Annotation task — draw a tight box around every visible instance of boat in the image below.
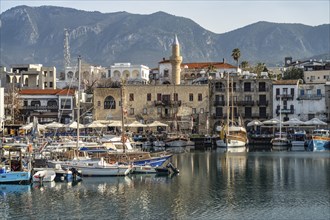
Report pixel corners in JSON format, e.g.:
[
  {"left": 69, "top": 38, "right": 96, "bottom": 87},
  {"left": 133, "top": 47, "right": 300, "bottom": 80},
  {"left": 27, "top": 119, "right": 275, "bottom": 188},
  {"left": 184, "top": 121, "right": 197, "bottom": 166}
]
[
  {"left": 0, "top": 147, "right": 32, "bottom": 184},
  {"left": 216, "top": 74, "right": 248, "bottom": 153},
  {"left": 307, "top": 129, "right": 330, "bottom": 152},
  {"left": 32, "top": 169, "right": 56, "bottom": 182},
  {"left": 271, "top": 132, "right": 290, "bottom": 151},
  {"left": 164, "top": 133, "right": 194, "bottom": 153},
  {"left": 271, "top": 96, "right": 290, "bottom": 151},
  {"left": 290, "top": 131, "right": 307, "bottom": 151}
]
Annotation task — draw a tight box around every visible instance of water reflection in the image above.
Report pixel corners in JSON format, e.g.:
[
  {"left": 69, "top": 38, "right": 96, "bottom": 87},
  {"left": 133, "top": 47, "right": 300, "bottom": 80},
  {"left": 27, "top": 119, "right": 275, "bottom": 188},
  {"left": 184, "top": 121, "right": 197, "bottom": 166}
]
[{"left": 0, "top": 152, "right": 329, "bottom": 220}]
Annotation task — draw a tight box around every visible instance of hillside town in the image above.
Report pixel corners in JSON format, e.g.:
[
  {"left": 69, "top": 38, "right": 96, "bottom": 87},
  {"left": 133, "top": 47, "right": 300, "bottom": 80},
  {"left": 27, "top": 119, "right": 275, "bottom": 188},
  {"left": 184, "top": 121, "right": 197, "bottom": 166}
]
[{"left": 0, "top": 35, "right": 329, "bottom": 137}]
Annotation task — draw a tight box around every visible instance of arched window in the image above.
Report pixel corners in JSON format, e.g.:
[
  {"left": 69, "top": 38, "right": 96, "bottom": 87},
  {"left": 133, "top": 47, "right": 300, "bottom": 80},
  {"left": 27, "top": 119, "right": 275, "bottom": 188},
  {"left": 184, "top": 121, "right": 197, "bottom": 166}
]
[
  {"left": 104, "top": 96, "right": 116, "bottom": 109},
  {"left": 31, "top": 100, "right": 41, "bottom": 106},
  {"left": 47, "top": 100, "right": 57, "bottom": 107}
]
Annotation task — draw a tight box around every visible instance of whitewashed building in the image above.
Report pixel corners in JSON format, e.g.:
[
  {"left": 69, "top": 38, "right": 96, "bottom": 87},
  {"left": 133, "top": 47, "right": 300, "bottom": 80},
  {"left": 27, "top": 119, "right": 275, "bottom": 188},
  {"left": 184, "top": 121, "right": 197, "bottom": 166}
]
[
  {"left": 108, "top": 63, "right": 150, "bottom": 85},
  {"left": 272, "top": 80, "right": 326, "bottom": 122}
]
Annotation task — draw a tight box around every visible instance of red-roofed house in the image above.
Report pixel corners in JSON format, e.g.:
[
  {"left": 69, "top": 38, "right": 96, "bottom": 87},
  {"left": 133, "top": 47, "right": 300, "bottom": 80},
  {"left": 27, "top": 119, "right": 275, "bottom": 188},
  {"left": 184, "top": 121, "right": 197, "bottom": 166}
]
[{"left": 18, "top": 89, "right": 76, "bottom": 124}]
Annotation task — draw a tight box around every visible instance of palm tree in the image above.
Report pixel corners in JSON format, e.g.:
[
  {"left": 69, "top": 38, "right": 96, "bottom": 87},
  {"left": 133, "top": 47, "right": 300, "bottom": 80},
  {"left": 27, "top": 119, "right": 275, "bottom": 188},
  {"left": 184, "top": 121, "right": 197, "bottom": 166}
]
[
  {"left": 240, "top": 61, "right": 249, "bottom": 70},
  {"left": 231, "top": 48, "right": 241, "bottom": 70}
]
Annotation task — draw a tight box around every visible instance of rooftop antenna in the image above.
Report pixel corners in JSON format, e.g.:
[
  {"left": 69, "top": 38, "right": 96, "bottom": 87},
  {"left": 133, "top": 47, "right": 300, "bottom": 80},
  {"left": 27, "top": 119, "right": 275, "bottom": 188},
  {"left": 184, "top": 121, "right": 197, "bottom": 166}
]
[{"left": 64, "top": 28, "right": 71, "bottom": 70}]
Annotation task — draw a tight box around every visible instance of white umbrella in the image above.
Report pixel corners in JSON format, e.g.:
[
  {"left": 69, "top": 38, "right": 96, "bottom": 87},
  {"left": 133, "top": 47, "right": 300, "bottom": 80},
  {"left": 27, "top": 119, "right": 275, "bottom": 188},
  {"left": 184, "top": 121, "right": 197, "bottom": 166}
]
[
  {"left": 86, "top": 121, "right": 107, "bottom": 128},
  {"left": 247, "top": 120, "right": 263, "bottom": 127},
  {"left": 304, "top": 118, "right": 327, "bottom": 126},
  {"left": 45, "top": 121, "right": 64, "bottom": 129},
  {"left": 127, "top": 121, "right": 147, "bottom": 127},
  {"left": 282, "top": 118, "right": 305, "bottom": 126},
  {"left": 20, "top": 122, "right": 33, "bottom": 130},
  {"left": 108, "top": 120, "right": 125, "bottom": 127},
  {"left": 147, "top": 121, "right": 168, "bottom": 127},
  {"left": 262, "top": 118, "right": 281, "bottom": 125},
  {"left": 66, "top": 121, "right": 85, "bottom": 129}
]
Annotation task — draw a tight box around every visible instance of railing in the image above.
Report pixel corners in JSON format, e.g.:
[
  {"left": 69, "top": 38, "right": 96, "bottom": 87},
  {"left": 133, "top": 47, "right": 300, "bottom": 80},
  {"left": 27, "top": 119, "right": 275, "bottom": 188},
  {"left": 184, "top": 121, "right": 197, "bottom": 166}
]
[
  {"left": 236, "top": 101, "right": 254, "bottom": 106},
  {"left": 276, "top": 109, "right": 294, "bottom": 114},
  {"left": 213, "top": 101, "right": 226, "bottom": 106},
  {"left": 257, "top": 100, "right": 268, "bottom": 106},
  {"left": 154, "top": 100, "right": 182, "bottom": 107},
  {"left": 243, "top": 88, "right": 255, "bottom": 92},
  {"left": 258, "top": 87, "right": 269, "bottom": 92},
  {"left": 251, "top": 113, "right": 269, "bottom": 119},
  {"left": 276, "top": 94, "right": 294, "bottom": 100},
  {"left": 297, "top": 94, "right": 323, "bottom": 100},
  {"left": 21, "top": 105, "right": 59, "bottom": 110}
]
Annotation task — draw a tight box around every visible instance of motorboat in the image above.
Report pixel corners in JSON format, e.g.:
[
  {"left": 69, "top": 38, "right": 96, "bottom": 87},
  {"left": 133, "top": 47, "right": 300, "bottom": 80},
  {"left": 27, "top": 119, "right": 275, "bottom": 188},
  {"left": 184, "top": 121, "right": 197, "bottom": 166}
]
[{"left": 32, "top": 169, "right": 56, "bottom": 182}]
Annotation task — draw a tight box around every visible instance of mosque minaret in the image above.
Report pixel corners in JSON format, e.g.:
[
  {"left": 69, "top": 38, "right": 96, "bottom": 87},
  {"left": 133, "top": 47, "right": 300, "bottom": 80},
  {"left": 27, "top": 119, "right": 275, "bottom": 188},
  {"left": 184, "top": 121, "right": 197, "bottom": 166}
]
[{"left": 170, "top": 34, "right": 183, "bottom": 85}]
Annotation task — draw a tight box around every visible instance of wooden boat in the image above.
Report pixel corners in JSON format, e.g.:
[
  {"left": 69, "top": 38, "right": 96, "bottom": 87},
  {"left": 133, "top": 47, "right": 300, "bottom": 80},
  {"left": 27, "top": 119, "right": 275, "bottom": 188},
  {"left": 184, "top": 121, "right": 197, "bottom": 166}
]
[
  {"left": 216, "top": 74, "right": 248, "bottom": 153},
  {"left": 290, "top": 131, "right": 307, "bottom": 151},
  {"left": 307, "top": 129, "right": 330, "bottom": 152},
  {"left": 0, "top": 147, "right": 32, "bottom": 184}
]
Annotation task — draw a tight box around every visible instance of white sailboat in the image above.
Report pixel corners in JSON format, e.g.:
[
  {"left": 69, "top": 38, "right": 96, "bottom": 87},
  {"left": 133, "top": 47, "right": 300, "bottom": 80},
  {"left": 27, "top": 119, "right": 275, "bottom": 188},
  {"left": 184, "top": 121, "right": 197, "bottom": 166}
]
[
  {"left": 216, "top": 74, "right": 248, "bottom": 153},
  {"left": 271, "top": 95, "right": 290, "bottom": 151},
  {"left": 48, "top": 57, "right": 132, "bottom": 176}
]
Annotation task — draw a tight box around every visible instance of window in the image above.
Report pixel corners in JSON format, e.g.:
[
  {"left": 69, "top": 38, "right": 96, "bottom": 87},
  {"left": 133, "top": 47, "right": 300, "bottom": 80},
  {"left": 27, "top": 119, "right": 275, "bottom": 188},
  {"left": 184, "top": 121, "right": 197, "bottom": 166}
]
[
  {"left": 283, "top": 88, "right": 288, "bottom": 95},
  {"left": 164, "top": 69, "right": 169, "bottom": 77},
  {"left": 317, "top": 89, "right": 321, "bottom": 96},
  {"left": 31, "top": 101, "right": 41, "bottom": 107},
  {"left": 44, "top": 82, "right": 47, "bottom": 88},
  {"left": 129, "top": 93, "right": 134, "bottom": 101},
  {"left": 259, "top": 107, "right": 266, "bottom": 117},
  {"left": 157, "top": 107, "right": 162, "bottom": 114},
  {"left": 147, "top": 93, "right": 151, "bottom": 101},
  {"left": 157, "top": 93, "right": 162, "bottom": 101},
  {"left": 276, "top": 88, "right": 280, "bottom": 96},
  {"left": 174, "top": 93, "right": 178, "bottom": 101},
  {"left": 259, "top": 82, "right": 266, "bottom": 92},
  {"left": 290, "top": 88, "right": 294, "bottom": 96},
  {"left": 49, "top": 82, "right": 53, "bottom": 88},
  {"left": 24, "top": 101, "right": 28, "bottom": 106},
  {"left": 47, "top": 100, "right": 57, "bottom": 107},
  {"left": 189, "top": 93, "right": 193, "bottom": 101},
  {"left": 300, "top": 89, "right": 304, "bottom": 96},
  {"left": 104, "top": 96, "right": 116, "bottom": 109},
  {"left": 192, "top": 108, "right": 196, "bottom": 114},
  {"left": 216, "top": 107, "right": 223, "bottom": 117},
  {"left": 130, "top": 108, "right": 134, "bottom": 115},
  {"left": 245, "top": 107, "right": 252, "bottom": 118},
  {"left": 244, "top": 82, "right": 251, "bottom": 92},
  {"left": 198, "top": 93, "right": 202, "bottom": 101},
  {"left": 60, "top": 99, "right": 71, "bottom": 109}
]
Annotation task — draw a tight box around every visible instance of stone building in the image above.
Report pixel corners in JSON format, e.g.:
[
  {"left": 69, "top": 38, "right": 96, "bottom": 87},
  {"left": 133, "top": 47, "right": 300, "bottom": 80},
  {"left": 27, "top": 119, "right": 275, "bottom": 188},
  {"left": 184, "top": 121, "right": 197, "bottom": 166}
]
[
  {"left": 210, "top": 72, "right": 273, "bottom": 130},
  {"left": 93, "top": 84, "right": 209, "bottom": 134}
]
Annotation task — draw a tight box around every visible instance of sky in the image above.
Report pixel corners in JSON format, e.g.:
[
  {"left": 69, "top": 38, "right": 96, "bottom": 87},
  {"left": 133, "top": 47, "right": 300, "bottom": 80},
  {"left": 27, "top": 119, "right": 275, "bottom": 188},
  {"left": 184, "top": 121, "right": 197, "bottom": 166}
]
[{"left": 0, "top": 0, "right": 329, "bottom": 34}]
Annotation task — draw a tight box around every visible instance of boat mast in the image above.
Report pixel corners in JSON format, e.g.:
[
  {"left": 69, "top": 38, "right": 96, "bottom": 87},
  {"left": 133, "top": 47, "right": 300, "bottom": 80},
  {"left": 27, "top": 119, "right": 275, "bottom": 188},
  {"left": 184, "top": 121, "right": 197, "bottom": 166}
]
[
  {"left": 231, "top": 77, "right": 234, "bottom": 125},
  {"left": 120, "top": 81, "right": 126, "bottom": 153},
  {"left": 76, "top": 56, "right": 81, "bottom": 151},
  {"left": 279, "top": 94, "right": 282, "bottom": 139},
  {"left": 226, "top": 72, "right": 230, "bottom": 147}
]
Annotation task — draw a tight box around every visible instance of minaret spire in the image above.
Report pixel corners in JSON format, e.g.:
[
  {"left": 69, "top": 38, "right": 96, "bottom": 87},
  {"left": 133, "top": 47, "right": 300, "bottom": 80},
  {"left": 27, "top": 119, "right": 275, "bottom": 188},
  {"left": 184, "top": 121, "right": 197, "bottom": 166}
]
[{"left": 170, "top": 34, "right": 182, "bottom": 85}]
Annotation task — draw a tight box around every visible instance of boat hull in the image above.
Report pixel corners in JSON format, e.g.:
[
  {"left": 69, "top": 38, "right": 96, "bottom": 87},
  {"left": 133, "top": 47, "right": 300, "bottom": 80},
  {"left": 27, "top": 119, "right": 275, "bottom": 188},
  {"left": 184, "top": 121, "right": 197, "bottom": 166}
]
[
  {"left": 132, "top": 155, "right": 172, "bottom": 167},
  {"left": 290, "top": 141, "right": 306, "bottom": 151},
  {"left": 307, "top": 136, "right": 330, "bottom": 152},
  {"left": 33, "top": 170, "right": 56, "bottom": 182},
  {"left": 76, "top": 166, "right": 130, "bottom": 176},
  {"left": 0, "top": 171, "right": 31, "bottom": 184},
  {"left": 216, "top": 139, "right": 247, "bottom": 153}
]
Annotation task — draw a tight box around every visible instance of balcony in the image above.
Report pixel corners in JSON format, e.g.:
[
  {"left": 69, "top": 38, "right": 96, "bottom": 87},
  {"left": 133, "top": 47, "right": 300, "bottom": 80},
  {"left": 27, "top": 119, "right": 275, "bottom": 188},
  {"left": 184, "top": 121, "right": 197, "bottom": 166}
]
[
  {"left": 276, "top": 108, "right": 294, "bottom": 115},
  {"left": 276, "top": 94, "right": 294, "bottom": 100},
  {"left": 258, "top": 87, "right": 269, "bottom": 92},
  {"left": 251, "top": 113, "right": 269, "bottom": 119},
  {"left": 154, "top": 100, "right": 182, "bottom": 107},
  {"left": 21, "top": 105, "right": 59, "bottom": 110},
  {"left": 297, "top": 94, "right": 322, "bottom": 100},
  {"left": 212, "top": 113, "right": 224, "bottom": 119},
  {"left": 236, "top": 101, "right": 254, "bottom": 106},
  {"left": 257, "top": 100, "right": 269, "bottom": 106},
  {"left": 213, "top": 101, "right": 226, "bottom": 106}
]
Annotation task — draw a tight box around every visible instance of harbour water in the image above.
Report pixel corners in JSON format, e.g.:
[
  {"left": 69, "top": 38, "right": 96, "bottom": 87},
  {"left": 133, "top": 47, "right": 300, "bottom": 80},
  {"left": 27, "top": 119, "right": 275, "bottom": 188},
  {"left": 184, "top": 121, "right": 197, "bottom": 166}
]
[{"left": 1, "top": 150, "right": 329, "bottom": 220}]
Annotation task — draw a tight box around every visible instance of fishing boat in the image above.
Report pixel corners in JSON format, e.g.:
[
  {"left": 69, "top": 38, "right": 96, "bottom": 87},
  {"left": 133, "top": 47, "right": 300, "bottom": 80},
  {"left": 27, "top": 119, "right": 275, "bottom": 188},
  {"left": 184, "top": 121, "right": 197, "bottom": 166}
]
[
  {"left": 271, "top": 96, "right": 290, "bottom": 151},
  {"left": 290, "top": 131, "right": 307, "bottom": 151},
  {"left": 0, "top": 147, "right": 32, "bottom": 184},
  {"left": 216, "top": 74, "right": 248, "bottom": 153},
  {"left": 307, "top": 129, "right": 330, "bottom": 152}
]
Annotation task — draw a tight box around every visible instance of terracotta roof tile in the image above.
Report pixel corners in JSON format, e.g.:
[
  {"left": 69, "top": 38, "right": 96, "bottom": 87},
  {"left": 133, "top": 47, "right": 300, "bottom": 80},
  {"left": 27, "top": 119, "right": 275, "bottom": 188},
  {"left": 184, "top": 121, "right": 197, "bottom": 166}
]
[{"left": 19, "top": 89, "right": 76, "bottom": 96}]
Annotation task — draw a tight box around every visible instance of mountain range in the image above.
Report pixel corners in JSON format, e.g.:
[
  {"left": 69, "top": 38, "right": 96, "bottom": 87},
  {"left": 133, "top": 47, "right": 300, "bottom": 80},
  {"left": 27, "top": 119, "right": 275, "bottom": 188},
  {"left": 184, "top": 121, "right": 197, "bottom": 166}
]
[{"left": 0, "top": 5, "right": 329, "bottom": 70}]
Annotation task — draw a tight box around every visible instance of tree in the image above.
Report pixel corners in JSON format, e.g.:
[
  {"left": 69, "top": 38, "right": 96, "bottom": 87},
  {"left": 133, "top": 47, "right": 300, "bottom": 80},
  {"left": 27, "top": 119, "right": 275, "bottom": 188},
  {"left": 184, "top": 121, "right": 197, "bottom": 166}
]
[
  {"left": 240, "top": 61, "right": 249, "bottom": 70},
  {"left": 282, "top": 67, "right": 304, "bottom": 80},
  {"left": 231, "top": 48, "right": 241, "bottom": 69}
]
